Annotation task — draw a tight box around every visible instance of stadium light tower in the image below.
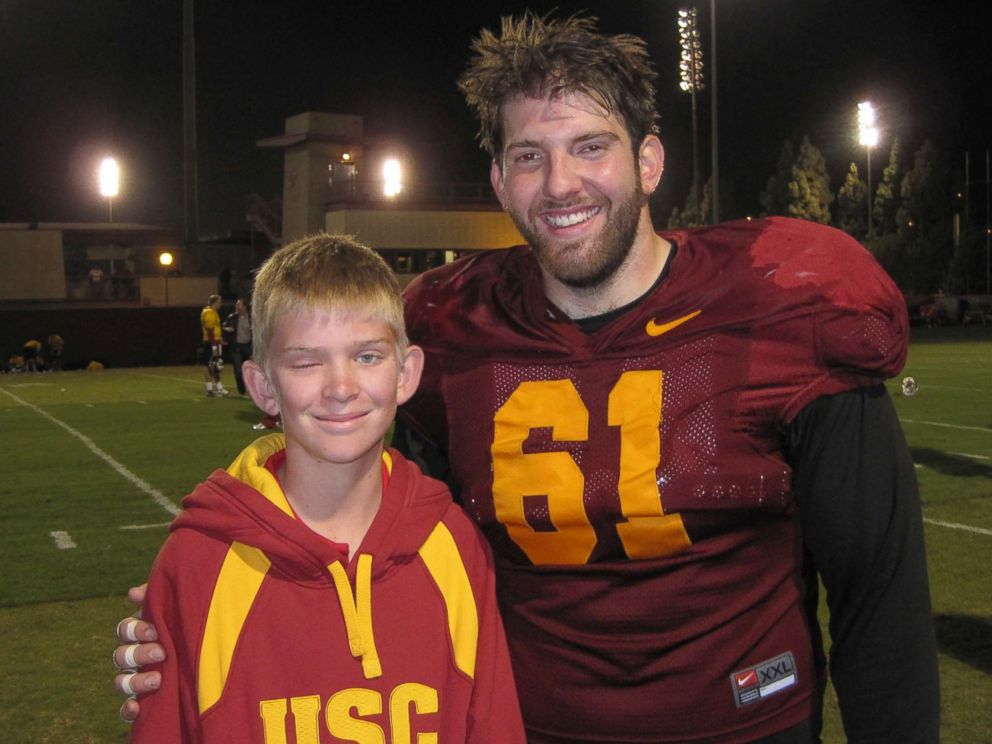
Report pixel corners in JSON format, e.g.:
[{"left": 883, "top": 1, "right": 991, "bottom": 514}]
[
  {"left": 678, "top": 7, "right": 705, "bottom": 219},
  {"left": 858, "top": 101, "right": 879, "bottom": 237},
  {"left": 709, "top": 0, "right": 719, "bottom": 223},
  {"left": 99, "top": 157, "right": 120, "bottom": 222}
]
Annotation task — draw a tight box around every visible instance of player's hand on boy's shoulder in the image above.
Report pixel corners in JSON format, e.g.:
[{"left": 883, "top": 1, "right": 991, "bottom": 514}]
[{"left": 113, "top": 584, "right": 166, "bottom": 722}]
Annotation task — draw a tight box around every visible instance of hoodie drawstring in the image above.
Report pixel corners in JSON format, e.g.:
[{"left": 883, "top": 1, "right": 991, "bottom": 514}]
[{"left": 328, "top": 555, "right": 382, "bottom": 679}]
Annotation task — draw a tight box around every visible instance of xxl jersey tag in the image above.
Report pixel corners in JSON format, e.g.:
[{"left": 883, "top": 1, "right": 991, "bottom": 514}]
[{"left": 730, "top": 651, "right": 798, "bottom": 707}]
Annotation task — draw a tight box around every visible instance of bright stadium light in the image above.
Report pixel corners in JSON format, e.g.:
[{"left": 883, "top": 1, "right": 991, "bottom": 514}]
[
  {"left": 857, "top": 101, "right": 880, "bottom": 237},
  {"left": 99, "top": 157, "right": 120, "bottom": 222},
  {"left": 857, "top": 101, "right": 879, "bottom": 147},
  {"left": 159, "top": 251, "right": 174, "bottom": 306},
  {"left": 383, "top": 158, "right": 402, "bottom": 197},
  {"left": 678, "top": 7, "right": 704, "bottom": 217}
]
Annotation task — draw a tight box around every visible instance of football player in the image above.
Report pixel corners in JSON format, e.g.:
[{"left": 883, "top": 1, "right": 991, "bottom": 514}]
[
  {"left": 200, "top": 294, "right": 229, "bottom": 397},
  {"left": 398, "top": 14, "right": 938, "bottom": 742}
]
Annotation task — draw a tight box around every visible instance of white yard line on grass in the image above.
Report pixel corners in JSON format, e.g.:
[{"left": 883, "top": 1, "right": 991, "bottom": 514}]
[
  {"left": 924, "top": 518, "right": 992, "bottom": 537},
  {"left": 120, "top": 522, "right": 173, "bottom": 530},
  {"left": 49, "top": 530, "right": 77, "bottom": 549},
  {"left": 900, "top": 418, "right": 992, "bottom": 434},
  {"left": 0, "top": 386, "right": 180, "bottom": 516},
  {"left": 895, "top": 384, "right": 985, "bottom": 393},
  {"left": 127, "top": 371, "right": 203, "bottom": 385}
]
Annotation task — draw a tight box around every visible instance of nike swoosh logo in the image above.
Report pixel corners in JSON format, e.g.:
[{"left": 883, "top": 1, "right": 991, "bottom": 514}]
[
  {"left": 737, "top": 671, "right": 758, "bottom": 687},
  {"left": 645, "top": 310, "right": 701, "bottom": 336}
]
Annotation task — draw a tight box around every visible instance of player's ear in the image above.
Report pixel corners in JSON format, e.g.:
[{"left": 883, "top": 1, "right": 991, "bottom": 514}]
[
  {"left": 490, "top": 160, "right": 508, "bottom": 210},
  {"left": 395, "top": 345, "right": 424, "bottom": 406},
  {"left": 638, "top": 134, "right": 665, "bottom": 195},
  {"left": 243, "top": 361, "right": 280, "bottom": 416}
]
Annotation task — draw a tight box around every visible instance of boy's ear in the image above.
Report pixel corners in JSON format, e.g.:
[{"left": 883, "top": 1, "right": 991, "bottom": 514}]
[
  {"left": 396, "top": 345, "right": 424, "bottom": 407},
  {"left": 243, "top": 361, "right": 280, "bottom": 416}
]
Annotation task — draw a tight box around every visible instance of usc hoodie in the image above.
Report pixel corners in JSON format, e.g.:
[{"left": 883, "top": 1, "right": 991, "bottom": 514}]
[{"left": 131, "top": 434, "right": 523, "bottom": 744}]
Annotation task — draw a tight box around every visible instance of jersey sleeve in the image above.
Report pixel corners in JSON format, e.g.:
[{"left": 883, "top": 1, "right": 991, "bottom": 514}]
[
  {"left": 749, "top": 220, "right": 909, "bottom": 421},
  {"left": 787, "top": 385, "right": 939, "bottom": 742}
]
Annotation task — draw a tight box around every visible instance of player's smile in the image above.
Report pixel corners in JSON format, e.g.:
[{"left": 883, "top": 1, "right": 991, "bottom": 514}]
[{"left": 541, "top": 204, "right": 603, "bottom": 231}]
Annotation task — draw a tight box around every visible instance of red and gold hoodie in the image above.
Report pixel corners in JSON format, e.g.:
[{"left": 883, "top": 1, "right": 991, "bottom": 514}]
[{"left": 131, "top": 434, "right": 524, "bottom": 744}]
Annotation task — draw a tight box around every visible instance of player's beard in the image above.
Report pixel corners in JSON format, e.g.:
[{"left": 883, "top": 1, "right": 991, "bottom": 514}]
[{"left": 512, "top": 180, "right": 645, "bottom": 290}]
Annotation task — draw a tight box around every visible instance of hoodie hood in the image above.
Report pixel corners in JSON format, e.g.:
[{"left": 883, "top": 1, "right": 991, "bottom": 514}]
[
  {"left": 173, "top": 434, "right": 453, "bottom": 583},
  {"left": 173, "top": 434, "right": 454, "bottom": 687}
]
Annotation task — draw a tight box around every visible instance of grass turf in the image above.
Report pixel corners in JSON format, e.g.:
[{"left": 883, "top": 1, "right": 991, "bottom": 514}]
[{"left": 0, "top": 329, "right": 989, "bottom": 741}]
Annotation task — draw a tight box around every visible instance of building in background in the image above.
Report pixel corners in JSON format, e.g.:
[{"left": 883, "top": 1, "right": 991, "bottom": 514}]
[{"left": 256, "top": 112, "right": 522, "bottom": 280}]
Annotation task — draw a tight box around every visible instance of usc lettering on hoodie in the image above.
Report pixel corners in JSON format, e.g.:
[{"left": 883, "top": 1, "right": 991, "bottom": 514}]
[{"left": 131, "top": 434, "right": 524, "bottom": 744}]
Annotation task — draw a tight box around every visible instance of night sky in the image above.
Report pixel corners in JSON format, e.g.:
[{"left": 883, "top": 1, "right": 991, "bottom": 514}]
[{"left": 2, "top": 0, "right": 988, "bottom": 234}]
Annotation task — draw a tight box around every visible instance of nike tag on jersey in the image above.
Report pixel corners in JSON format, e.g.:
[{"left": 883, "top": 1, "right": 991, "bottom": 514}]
[
  {"left": 730, "top": 652, "right": 798, "bottom": 707},
  {"left": 644, "top": 310, "right": 701, "bottom": 337}
]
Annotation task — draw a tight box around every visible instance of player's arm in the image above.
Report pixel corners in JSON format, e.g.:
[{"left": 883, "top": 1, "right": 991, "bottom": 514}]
[
  {"left": 113, "top": 584, "right": 166, "bottom": 722},
  {"left": 787, "top": 384, "right": 939, "bottom": 742}
]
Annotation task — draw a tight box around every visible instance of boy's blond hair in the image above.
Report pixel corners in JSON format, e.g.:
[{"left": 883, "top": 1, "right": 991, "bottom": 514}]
[{"left": 250, "top": 233, "right": 407, "bottom": 371}]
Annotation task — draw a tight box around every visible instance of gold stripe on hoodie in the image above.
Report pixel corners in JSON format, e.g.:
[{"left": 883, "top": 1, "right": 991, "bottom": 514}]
[
  {"left": 418, "top": 523, "right": 479, "bottom": 678},
  {"left": 198, "top": 541, "right": 271, "bottom": 713}
]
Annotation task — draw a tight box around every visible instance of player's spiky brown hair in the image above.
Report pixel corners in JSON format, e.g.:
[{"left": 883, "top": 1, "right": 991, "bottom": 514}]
[{"left": 457, "top": 12, "right": 660, "bottom": 162}]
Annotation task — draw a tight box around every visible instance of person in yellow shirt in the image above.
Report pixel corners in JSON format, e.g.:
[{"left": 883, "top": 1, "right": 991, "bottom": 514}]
[
  {"left": 23, "top": 339, "right": 42, "bottom": 372},
  {"left": 200, "top": 295, "right": 229, "bottom": 397}
]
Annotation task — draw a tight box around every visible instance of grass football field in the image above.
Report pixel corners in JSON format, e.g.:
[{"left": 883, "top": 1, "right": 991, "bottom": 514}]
[{"left": 0, "top": 328, "right": 989, "bottom": 743}]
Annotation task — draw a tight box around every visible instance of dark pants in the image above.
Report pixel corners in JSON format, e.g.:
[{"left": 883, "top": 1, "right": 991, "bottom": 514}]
[{"left": 231, "top": 342, "right": 251, "bottom": 394}]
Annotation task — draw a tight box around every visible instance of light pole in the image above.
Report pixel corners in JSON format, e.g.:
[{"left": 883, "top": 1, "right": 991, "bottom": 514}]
[
  {"left": 99, "top": 157, "right": 120, "bottom": 222},
  {"left": 857, "top": 101, "right": 879, "bottom": 237},
  {"left": 159, "top": 251, "right": 174, "bottom": 306},
  {"left": 709, "top": 0, "right": 719, "bottom": 223},
  {"left": 678, "top": 8, "right": 705, "bottom": 220}
]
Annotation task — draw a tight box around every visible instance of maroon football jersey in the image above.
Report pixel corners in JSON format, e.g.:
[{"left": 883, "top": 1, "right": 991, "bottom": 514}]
[{"left": 400, "top": 217, "right": 907, "bottom": 742}]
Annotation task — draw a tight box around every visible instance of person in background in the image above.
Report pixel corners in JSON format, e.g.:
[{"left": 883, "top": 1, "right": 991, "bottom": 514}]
[
  {"left": 47, "top": 334, "right": 64, "bottom": 371},
  {"left": 22, "top": 339, "right": 42, "bottom": 372},
  {"left": 88, "top": 264, "right": 105, "bottom": 299},
  {"left": 200, "top": 294, "right": 229, "bottom": 397},
  {"left": 221, "top": 298, "right": 252, "bottom": 396}
]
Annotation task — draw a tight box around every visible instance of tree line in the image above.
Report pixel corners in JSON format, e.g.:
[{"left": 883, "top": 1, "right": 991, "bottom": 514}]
[{"left": 668, "top": 137, "right": 990, "bottom": 297}]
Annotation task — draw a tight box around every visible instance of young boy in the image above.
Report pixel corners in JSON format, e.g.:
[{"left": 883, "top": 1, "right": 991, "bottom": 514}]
[{"left": 130, "top": 234, "right": 523, "bottom": 743}]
